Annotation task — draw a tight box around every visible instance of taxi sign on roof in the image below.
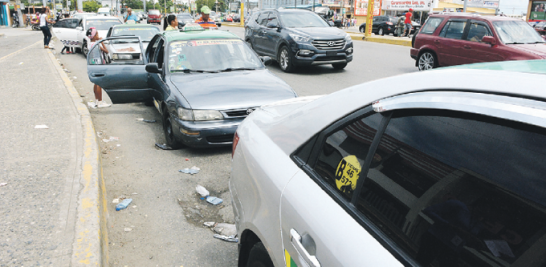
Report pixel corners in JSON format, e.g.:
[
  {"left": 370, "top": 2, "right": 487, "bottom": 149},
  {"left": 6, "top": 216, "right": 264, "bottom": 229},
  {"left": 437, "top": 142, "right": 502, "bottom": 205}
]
[{"left": 181, "top": 24, "right": 204, "bottom": 32}]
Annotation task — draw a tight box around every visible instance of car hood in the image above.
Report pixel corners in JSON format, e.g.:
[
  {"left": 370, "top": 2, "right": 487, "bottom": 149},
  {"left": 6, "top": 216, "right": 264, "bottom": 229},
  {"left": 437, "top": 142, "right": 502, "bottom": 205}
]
[
  {"left": 509, "top": 43, "right": 546, "bottom": 58},
  {"left": 258, "top": 95, "right": 324, "bottom": 118},
  {"left": 289, "top": 27, "right": 347, "bottom": 40},
  {"left": 169, "top": 69, "right": 297, "bottom": 110}
]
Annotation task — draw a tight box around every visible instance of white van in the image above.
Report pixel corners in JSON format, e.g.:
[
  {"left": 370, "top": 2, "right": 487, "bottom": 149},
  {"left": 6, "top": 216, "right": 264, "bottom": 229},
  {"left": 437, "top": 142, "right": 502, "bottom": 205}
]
[{"left": 97, "top": 7, "right": 111, "bottom": 16}]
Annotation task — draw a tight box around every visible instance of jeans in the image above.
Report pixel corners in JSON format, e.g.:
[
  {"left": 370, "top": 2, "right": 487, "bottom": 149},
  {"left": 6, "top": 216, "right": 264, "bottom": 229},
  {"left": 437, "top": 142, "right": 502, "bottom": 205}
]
[{"left": 40, "top": 26, "right": 51, "bottom": 46}]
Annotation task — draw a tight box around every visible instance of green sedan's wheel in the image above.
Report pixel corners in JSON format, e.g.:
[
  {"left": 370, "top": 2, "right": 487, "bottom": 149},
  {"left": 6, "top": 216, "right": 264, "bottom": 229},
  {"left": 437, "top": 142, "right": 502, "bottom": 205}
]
[
  {"left": 246, "top": 242, "right": 273, "bottom": 267},
  {"left": 162, "top": 109, "right": 182, "bottom": 149},
  {"left": 418, "top": 52, "right": 436, "bottom": 71},
  {"left": 278, "top": 46, "right": 295, "bottom": 73}
]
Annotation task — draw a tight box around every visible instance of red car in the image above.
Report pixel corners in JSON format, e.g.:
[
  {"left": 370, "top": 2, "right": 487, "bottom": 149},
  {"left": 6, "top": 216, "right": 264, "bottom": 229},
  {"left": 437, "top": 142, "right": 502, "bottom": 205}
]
[
  {"left": 534, "top": 21, "right": 546, "bottom": 35},
  {"left": 411, "top": 14, "right": 546, "bottom": 70},
  {"left": 147, "top": 9, "right": 161, "bottom": 24}
]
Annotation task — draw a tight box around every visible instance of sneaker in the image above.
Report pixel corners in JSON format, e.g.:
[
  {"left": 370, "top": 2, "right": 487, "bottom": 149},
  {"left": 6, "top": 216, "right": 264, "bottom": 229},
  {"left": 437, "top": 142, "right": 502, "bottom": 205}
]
[
  {"left": 87, "top": 101, "right": 97, "bottom": 109},
  {"left": 97, "top": 101, "right": 111, "bottom": 108}
]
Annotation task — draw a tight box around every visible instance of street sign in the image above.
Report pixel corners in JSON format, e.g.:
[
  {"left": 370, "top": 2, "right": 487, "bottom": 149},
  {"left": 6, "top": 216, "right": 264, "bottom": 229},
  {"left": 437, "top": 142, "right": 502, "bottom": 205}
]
[{"left": 67, "top": 1, "right": 71, "bottom": 6}]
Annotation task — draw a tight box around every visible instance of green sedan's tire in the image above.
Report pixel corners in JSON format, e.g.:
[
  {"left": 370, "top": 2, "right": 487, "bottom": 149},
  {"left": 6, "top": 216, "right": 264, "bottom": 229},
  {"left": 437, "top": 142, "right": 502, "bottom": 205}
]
[
  {"left": 162, "top": 109, "right": 182, "bottom": 149},
  {"left": 246, "top": 242, "right": 274, "bottom": 267}
]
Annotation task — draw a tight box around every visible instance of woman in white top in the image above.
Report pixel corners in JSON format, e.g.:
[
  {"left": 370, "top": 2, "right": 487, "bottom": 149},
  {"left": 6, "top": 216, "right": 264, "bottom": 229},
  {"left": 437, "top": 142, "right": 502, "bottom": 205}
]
[{"left": 40, "top": 7, "right": 54, "bottom": 48}]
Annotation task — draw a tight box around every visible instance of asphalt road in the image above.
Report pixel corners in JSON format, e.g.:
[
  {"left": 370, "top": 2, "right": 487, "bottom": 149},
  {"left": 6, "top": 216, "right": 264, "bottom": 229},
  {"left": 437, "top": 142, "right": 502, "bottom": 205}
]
[{"left": 55, "top": 25, "right": 416, "bottom": 267}]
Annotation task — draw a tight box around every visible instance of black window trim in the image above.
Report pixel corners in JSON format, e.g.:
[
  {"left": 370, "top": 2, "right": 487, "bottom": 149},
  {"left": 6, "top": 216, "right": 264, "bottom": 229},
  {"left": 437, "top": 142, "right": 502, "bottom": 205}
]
[
  {"left": 291, "top": 106, "right": 420, "bottom": 267},
  {"left": 439, "top": 18, "right": 470, "bottom": 39}
]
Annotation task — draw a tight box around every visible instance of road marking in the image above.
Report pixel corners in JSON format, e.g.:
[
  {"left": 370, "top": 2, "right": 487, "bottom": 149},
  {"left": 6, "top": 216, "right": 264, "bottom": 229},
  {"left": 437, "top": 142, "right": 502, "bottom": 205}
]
[{"left": 0, "top": 40, "right": 41, "bottom": 62}]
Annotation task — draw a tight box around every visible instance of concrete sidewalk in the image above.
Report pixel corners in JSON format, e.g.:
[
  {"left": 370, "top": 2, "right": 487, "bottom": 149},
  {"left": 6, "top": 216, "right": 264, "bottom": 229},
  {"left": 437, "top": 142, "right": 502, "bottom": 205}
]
[{"left": 0, "top": 29, "right": 106, "bottom": 266}]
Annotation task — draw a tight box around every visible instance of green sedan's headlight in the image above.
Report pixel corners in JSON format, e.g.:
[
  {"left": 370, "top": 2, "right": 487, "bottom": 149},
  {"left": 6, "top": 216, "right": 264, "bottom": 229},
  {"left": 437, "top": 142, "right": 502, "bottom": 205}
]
[{"left": 177, "top": 108, "right": 223, "bottom": 121}]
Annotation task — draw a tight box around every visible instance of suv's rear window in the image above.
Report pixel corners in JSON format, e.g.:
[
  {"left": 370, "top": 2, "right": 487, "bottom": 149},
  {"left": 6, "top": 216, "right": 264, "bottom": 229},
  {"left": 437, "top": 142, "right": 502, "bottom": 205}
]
[{"left": 421, "top": 17, "right": 443, "bottom": 34}]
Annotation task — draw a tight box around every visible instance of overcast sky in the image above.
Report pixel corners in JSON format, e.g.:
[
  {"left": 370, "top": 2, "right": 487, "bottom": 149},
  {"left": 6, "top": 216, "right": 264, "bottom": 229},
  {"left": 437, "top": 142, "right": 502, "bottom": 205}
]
[{"left": 498, "top": 0, "right": 529, "bottom": 14}]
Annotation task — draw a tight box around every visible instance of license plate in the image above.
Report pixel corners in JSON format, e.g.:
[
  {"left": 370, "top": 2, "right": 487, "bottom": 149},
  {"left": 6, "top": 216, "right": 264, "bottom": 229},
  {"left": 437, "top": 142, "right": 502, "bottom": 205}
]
[{"left": 326, "top": 51, "right": 337, "bottom": 56}]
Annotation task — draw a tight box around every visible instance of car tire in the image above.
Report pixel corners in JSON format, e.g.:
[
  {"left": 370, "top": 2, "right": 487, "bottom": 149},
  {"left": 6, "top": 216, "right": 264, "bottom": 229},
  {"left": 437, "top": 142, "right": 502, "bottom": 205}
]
[
  {"left": 332, "top": 63, "right": 347, "bottom": 70},
  {"left": 82, "top": 41, "right": 88, "bottom": 58},
  {"left": 246, "top": 242, "right": 273, "bottom": 267},
  {"left": 278, "top": 46, "right": 295, "bottom": 73},
  {"left": 418, "top": 51, "right": 437, "bottom": 71},
  {"left": 359, "top": 26, "right": 364, "bottom": 33},
  {"left": 378, "top": 27, "right": 384, "bottom": 36},
  {"left": 162, "top": 108, "right": 182, "bottom": 149}
]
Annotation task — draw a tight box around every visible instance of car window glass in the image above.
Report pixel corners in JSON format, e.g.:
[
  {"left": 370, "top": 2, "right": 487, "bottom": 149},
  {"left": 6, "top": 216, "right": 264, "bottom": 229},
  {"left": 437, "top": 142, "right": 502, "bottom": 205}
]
[
  {"left": 314, "top": 113, "right": 384, "bottom": 200},
  {"left": 257, "top": 12, "right": 269, "bottom": 26},
  {"left": 148, "top": 37, "right": 162, "bottom": 63},
  {"left": 156, "top": 40, "right": 165, "bottom": 68},
  {"left": 421, "top": 17, "right": 443, "bottom": 34},
  {"left": 56, "top": 20, "right": 67, "bottom": 28},
  {"left": 356, "top": 109, "right": 546, "bottom": 267},
  {"left": 69, "top": 19, "right": 79, "bottom": 28},
  {"left": 440, "top": 20, "right": 467, "bottom": 39},
  {"left": 267, "top": 13, "right": 278, "bottom": 26},
  {"left": 88, "top": 38, "right": 143, "bottom": 65},
  {"left": 466, "top": 21, "right": 492, "bottom": 42}
]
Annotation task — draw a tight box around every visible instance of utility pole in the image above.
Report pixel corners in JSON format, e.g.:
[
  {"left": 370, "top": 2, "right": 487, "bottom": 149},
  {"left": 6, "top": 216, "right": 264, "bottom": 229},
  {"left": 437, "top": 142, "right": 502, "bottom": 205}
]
[
  {"left": 463, "top": 0, "right": 467, "bottom": 12},
  {"left": 15, "top": 0, "right": 24, "bottom": 28},
  {"left": 143, "top": 0, "right": 146, "bottom": 13}
]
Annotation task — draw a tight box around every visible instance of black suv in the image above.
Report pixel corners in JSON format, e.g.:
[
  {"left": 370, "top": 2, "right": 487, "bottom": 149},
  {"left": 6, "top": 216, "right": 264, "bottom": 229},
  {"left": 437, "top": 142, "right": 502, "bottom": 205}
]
[{"left": 245, "top": 8, "right": 353, "bottom": 72}]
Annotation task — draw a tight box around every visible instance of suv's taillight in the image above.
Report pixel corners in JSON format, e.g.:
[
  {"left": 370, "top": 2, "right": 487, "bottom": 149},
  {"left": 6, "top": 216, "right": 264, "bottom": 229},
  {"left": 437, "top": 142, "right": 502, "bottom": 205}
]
[{"left": 232, "top": 132, "right": 239, "bottom": 158}]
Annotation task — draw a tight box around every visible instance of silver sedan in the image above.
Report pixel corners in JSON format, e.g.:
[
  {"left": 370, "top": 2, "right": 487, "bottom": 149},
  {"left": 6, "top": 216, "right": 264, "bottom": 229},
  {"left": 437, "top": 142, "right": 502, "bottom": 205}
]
[{"left": 230, "top": 63, "right": 546, "bottom": 266}]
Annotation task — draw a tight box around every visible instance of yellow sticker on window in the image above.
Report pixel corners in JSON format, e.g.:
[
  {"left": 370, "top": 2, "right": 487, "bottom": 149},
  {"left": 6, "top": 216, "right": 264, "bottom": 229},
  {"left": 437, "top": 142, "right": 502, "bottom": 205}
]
[{"left": 335, "top": 155, "right": 361, "bottom": 194}]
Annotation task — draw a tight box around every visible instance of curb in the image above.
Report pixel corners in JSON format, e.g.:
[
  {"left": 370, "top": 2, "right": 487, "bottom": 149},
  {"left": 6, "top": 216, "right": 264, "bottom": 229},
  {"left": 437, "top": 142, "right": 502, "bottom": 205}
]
[{"left": 46, "top": 50, "right": 109, "bottom": 266}]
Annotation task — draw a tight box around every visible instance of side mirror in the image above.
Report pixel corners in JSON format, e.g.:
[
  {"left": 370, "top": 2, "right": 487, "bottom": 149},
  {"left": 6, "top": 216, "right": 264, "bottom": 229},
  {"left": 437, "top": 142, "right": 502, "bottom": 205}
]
[
  {"left": 76, "top": 26, "right": 83, "bottom": 31},
  {"left": 145, "top": 63, "right": 161, "bottom": 73},
  {"left": 328, "top": 21, "right": 334, "bottom": 27},
  {"left": 482, "top": 36, "right": 496, "bottom": 45},
  {"left": 260, "top": 56, "right": 272, "bottom": 66},
  {"left": 266, "top": 22, "right": 278, "bottom": 28}
]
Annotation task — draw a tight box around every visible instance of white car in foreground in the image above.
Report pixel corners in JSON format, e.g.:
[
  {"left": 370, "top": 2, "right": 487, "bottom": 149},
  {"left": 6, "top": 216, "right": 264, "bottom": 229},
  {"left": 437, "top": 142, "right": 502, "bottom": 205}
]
[{"left": 231, "top": 63, "right": 546, "bottom": 267}]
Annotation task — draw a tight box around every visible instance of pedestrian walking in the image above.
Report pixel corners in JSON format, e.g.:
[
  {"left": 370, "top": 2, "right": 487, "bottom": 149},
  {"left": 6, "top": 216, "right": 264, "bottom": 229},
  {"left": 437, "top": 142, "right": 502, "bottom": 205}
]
[
  {"left": 40, "top": 7, "right": 54, "bottom": 48},
  {"left": 87, "top": 27, "right": 111, "bottom": 108},
  {"left": 402, "top": 8, "right": 413, "bottom": 38}
]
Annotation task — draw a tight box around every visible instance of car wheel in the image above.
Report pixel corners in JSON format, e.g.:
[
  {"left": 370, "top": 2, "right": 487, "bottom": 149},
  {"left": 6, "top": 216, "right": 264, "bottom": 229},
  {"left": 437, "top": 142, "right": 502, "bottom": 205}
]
[
  {"left": 332, "top": 63, "right": 347, "bottom": 70},
  {"left": 278, "top": 46, "right": 295, "bottom": 73},
  {"left": 246, "top": 242, "right": 273, "bottom": 267},
  {"left": 162, "top": 109, "right": 182, "bottom": 149},
  {"left": 418, "top": 51, "right": 436, "bottom": 71},
  {"left": 360, "top": 26, "right": 364, "bottom": 33},
  {"left": 378, "top": 27, "right": 384, "bottom": 36},
  {"left": 82, "top": 41, "right": 88, "bottom": 58}
]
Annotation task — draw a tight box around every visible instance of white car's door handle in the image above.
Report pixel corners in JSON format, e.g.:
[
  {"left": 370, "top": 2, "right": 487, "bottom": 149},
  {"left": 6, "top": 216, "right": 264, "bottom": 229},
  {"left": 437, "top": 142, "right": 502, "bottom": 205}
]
[{"left": 290, "top": 229, "right": 320, "bottom": 267}]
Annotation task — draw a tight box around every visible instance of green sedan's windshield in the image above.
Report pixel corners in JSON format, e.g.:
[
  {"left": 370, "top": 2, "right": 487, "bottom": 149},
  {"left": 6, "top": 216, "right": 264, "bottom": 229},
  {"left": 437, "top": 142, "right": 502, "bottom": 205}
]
[
  {"left": 168, "top": 39, "right": 263, "bottom": 72},
  {"left": 493, "top": 20, "right": 545, "bottom": 44},
  {"left": 112, "top": 27, "right": 159, "bottom": 42}
]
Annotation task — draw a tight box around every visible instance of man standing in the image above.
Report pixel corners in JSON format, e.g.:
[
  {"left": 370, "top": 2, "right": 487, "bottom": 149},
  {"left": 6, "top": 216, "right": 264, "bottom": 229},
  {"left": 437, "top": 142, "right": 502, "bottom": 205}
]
[
  {"left": 40, "top": 7, "right": 54, "bottom": 48},
  {"left": 124, "top": 8, "right": 138, "bottom": 24},
  {"left": 402, "top": 8, "right": 413, "bottom": 38},
  {"left": 195, "top": 6, "right": 217, "bottom": 29}
]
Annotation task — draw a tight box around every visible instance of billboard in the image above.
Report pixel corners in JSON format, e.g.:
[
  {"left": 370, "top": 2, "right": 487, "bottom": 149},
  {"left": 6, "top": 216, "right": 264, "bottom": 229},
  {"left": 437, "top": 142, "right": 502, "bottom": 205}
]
[
  {"left": 355, "top": 0, "right": 381, "bottom": 16},
  {"left": 383, "top": 0, "right": 431, "bottom": 10}
]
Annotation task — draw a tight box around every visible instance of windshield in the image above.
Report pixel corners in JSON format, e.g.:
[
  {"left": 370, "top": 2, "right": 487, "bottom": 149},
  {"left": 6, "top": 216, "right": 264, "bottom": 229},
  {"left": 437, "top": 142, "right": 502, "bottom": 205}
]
[
  {"left": 149, "top": 10, "right": 160, "bottom": 15},
  {"left": 177, "top": 14, "right": 192, "bottom": 20},
  {"left": 87, "top": 19, "right": 121, "bottom": 31},
  {"left": 493, "top": 20, "right": 545, "bottom": 44},
  {"left": 112, "top": 27, "right": 159, "bottom": 42},
  {"left": 280, "top": 12, "right": 329, "bottom": 28},
  {"left": 168, "top": 39, "right": 263, "bottom": 73}
]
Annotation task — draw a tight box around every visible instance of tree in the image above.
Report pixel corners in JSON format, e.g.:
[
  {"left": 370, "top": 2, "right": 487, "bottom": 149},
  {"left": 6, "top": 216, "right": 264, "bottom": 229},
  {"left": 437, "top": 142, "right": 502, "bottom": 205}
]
[
  {"left": 83, "top": 0, "right": 101, "bottom": 12},
  {"left": 195, "top": 0, "right": 225, "bottom": 13}
]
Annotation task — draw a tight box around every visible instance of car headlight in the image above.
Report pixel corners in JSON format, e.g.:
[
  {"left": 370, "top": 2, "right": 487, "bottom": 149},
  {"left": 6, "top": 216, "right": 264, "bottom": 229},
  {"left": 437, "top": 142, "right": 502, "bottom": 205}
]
[
  {"left": 344, "top": 34, "right": 353, "bottom": 43},
  {"left": 177, "top": 108, "right": 224, "bottom": 121},
  {"left": 112, "top": 53, "right": 132, "bottom": 60},
  {"left": 289, "top": 33, "right": 311, "bottom": 43}
]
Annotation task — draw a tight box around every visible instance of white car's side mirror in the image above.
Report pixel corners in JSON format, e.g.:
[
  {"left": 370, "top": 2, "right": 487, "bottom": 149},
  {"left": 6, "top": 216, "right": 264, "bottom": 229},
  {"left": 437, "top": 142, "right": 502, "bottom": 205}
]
[{"left": 76, "top": 26, "right": 83, "bottom": 31}]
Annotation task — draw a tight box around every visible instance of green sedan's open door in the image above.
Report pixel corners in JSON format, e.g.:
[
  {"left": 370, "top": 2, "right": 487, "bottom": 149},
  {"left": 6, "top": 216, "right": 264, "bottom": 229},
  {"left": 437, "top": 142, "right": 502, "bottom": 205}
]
[{"left": 87, "top": 36, "right": 152, "bottom": 104}]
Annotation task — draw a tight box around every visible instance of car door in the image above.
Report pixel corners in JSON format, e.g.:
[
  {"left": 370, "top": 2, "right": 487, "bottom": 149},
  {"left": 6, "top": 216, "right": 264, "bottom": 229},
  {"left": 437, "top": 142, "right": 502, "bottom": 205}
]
[
  {"left": 253, "top": 12, "right": 270, "bottom": 53},
  {"left": 435, "top": 19, "right": 469, "bottom": 66},
  {"left": 262, "top": 12, "right": 281, "bottom": 56},
  {"left": 280, "top": 107, "right": 405, "bottom": 267},
  {"left": 87, "top": 36, "right": 152, "bottom": 104},
  {"left": 76, "top": 19, "right": 86, "bottom": 48},
  {"left": 52, "top": 19, "right": 79, "bottom": 48},
  {"left": 460, "top": 20, "right": 504, "bottom": 63},
  {"left": 146, "top": 36, "right": 168, "bottom": 107}
]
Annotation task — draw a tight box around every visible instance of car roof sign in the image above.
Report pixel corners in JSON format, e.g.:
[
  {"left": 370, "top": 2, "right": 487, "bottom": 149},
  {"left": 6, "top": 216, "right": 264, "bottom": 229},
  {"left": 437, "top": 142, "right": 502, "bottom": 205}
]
[{"left": 181, "top": 24, "right": 204, "bottom": 32}]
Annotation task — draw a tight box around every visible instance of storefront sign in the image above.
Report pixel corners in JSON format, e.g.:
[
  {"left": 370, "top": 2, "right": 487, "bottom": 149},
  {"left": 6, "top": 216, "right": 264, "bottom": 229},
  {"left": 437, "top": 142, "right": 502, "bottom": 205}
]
[
  {"left": 530, "top": 1, "right": 546, "bottom": 20},
  {"left": 382, "top": 0, "right": 431, "bottom": 10},
  {"left": 355, "top": 0, "right": 381, "bottom": 16},
  {"left": 483, "top": 0, "right": 499, "bottom": 8}
]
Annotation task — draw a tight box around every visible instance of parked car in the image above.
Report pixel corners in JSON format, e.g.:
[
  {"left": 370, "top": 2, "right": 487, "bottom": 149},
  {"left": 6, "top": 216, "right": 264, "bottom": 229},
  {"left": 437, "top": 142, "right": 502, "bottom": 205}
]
[
  {"left": 411, "top": 13, "right": 546, "bottom": 70},
  {"left": 87, "top": 28, "right": 297, "bottom": 148},
  {"left": 533, "top": 21, "right": 546, "bottom": 35},
  {"left": 52, "top": 15, "right": 122, "bottom": 56},
  {"left": 147, "top": 9, "right": 161, "bottom": 24},
  {"left": 230, "top": 59, "right": 546, "bottom": 267},
  {"left": 245, "top": 9, "right": 353, "bottom": 72},
  {"left": 232, "top": 14, "right": 240, "bottom": 22},
  {"left": 103, "top": 24, "right": 160, "bottom": 62},
  {"left": 136, "top": 11, "right": 146, "bottom": 21},
  {"left": 176, "top": 13, "right": 194, "bottom": 28},
  {"left": 360, "top": 15, "right": 420, "bottom": 36},
  {"left": 72, "top": 12, "right": 97, "bottom": 20}
]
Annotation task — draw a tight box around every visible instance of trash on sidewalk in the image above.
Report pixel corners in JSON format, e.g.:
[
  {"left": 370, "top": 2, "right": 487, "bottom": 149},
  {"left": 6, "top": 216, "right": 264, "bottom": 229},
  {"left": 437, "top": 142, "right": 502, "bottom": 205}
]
[
  {"left": 136, "top": 118, "right": 157, "bottom": 123},
  {"left": 0, "top": 183, "right": 7, "bottom": 187},
  {"left": 206, "top": 196, "right": 223, "bottom": 205},
  {"left": 213, "top": 234, "right": 239, "bottom": 243},
  {"left": 179, "top": 166, "right": 200, "bottom": 175},
  {"left": 19, "top": 62, "right": 23, "bottom": 65},
  {"left": 116, "top": 198, "right": 133, "bottom": 211},
  {"left": 73, "top": 76, "right": 77, "bottom": 79},
  {"left": 196, "top": 185, "right": 209, "bottom": 197},
  {"left": 204, "top": 222, "right": 237, "bottom": 236},
  {"left": 112, "top": 198, "right": 120, "bottom": 204},
  {"left": 34, "top": 125, "right": 49, "bottom": 129},
  {"left": 155, "top": 143, "right": 173, "bottom": 150},
  {"left": 103, "top": 136, "right": 119, "bottom": 143},
  {"left": 185, "top": 158, "right": 189, "bottom": 161},
  {"left": 97, "top": 131, "right": 103, "bottom": 137},
  {"left": 204, "top": 221, "right": 215, "bottom": 227},
  {"left": 124, "top": 227, "right": 132, "bottom": 232}
]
